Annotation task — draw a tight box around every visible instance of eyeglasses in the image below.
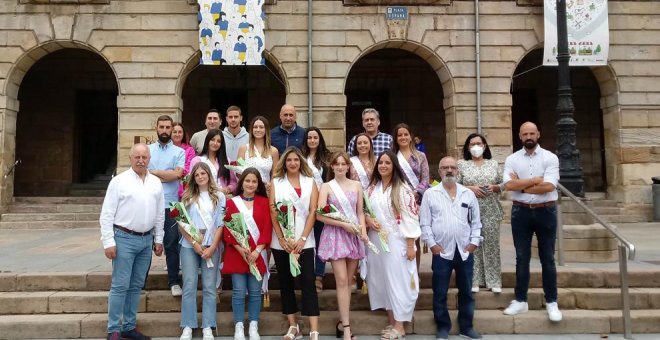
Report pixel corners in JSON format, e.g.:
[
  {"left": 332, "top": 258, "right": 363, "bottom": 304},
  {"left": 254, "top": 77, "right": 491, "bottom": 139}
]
[{"left": 440, "top": 166, "right": 458, "bottom": 170}]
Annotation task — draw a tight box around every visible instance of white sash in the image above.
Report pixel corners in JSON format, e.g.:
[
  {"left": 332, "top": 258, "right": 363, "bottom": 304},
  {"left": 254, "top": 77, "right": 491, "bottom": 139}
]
[
  {"left": 198, "top": 156, "right": 219, "bottom": 183},
  {"left": 307, "top": 157, "right": 324, "bottom": 189},
  {"left": 283, "top": 174, "right": 311, "bottom": 221},
  {"left": 232, "top": 196, "right": 269, "bottom": 291},
  {"left": 397, "top": 151, "right": 419, "bottom": 189},
  {"left": 328, "top": 180, "right": 359, "bottom": 225},
  {"left": 195, "top": 199, "right": 215, "bottom": 246},
  {"left": 350, "top": 156, "right": 370, "bottom": 190}
]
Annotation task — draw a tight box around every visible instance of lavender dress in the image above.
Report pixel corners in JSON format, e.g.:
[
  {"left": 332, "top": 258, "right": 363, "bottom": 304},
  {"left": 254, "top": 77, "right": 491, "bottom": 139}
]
[{"left": 317, "top": 191, "right": 366, "bottom": 261}]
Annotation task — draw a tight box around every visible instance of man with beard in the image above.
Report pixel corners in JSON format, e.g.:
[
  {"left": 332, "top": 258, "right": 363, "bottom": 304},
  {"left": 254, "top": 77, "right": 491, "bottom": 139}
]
[
  {"left": 190, "top": 109, "right": 222, "bottom": 154},
  {"left": 502, "top": 121, "right": 562, "bottom": 322},
  {"left": 420, "top": 156, "right": 483, "bottom": 340},
  {"left": 148, "top": 115, "right": 185, "bottom": 296},
  {"left": 222, "top": 105, "right": 249, "bottom": 161},
  {"left": 346, "top": 108, "right": 393, "bottom": 157}
]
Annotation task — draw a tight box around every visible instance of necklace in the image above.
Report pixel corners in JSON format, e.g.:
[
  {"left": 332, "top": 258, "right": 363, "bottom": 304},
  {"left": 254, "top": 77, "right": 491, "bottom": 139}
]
[{"left": 241, "top": 195, "right": 255, "bottom": 202}]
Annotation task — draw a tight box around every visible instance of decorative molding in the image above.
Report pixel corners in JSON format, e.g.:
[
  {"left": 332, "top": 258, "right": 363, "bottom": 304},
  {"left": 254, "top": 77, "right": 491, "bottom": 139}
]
[
  {"left": 516, "top": 0, "right": 543, "bottom": 6},
  {"left": 19, "top": 0, "right": 109, "bottom": 3},
  {"left": 187, "top": 0, "right": 276, "bottom": 5},
  {"left": 343, "top": 0, "right": 450, "bottom": 6}
]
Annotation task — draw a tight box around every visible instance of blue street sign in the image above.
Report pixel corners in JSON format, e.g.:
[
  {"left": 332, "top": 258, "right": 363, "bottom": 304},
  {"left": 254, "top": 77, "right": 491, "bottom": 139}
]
[{"left": 386, "top": 6, "right": 408, "bottom": 20}]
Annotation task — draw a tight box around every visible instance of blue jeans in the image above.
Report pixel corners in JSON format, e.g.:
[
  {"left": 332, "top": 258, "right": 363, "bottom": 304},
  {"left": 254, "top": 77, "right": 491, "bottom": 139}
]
[
  {"left": 180, "top": 246, "right": 219, "bottom": 329},
  {"left": 313, "top": 220, "right": 326, "bottom": 277},
  {"left": 107, "top": 229, "right": 153, "bottom": 333},
  {"left": 511, "top": 205, "right": 558, "bottom": 303},
  {"left": 164, "top": 208, "right": 181, "bottom": 288},
  {"left": 431, "top": 251, "right": 475, "bottom": 335},
  {"left": 231, "top": 273, "right": 262, "bottom": 323}
]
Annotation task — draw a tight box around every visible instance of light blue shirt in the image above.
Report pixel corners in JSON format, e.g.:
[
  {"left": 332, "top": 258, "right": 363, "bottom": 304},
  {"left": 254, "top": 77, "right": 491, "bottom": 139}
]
[{"left": 148, "top": 141, "right": 185, "bottom": 208}]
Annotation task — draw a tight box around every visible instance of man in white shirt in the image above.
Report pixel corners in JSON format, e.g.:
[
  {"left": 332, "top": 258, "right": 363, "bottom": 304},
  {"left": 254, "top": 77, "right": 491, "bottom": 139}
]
[
  {"left": 190, "top": 109, "right": 222, "bottom": 154},
  {"left": 222, "top": 105, "right": 249, "bottom": 161},
  {"left": 420, "top": 156, "right": 482, "bottom": 340},
  {"left": 99, "top": 143, "right": 164, "bottom": 340},
  {"left": 502, "top": 121, "right": 562, "bottom": 322}
]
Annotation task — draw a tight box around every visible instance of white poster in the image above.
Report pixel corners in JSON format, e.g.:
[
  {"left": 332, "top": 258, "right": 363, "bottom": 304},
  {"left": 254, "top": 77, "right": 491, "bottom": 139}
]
[
  {"left": 543, "top": 0, "right": 609, "bottom": 66},
  {"left": 198, "top": 0, "right": 266, "bottom": 66}
]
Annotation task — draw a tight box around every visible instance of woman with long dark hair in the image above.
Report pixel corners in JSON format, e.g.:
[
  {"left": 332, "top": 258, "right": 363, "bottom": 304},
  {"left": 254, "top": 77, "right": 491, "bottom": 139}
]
[
  {"left": 365, "top": 151, "right": 421, "bottom": 340},
  {"left": 190, "top": 129, "right": 237, "bottom": 198}
]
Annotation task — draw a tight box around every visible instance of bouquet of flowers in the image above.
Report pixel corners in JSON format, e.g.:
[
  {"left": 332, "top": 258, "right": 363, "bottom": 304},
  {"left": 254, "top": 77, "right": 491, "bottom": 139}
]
[
  {"left": 362, "top": 192, "right": 390, "bottom": 253},
  {"left": 169, "top": 201, "right": 214, "bottom": 268},
  {"left": 275, "top": 200, "right": 301, "bottom": 277},
  {"left": 317, "top": 203, "right": 380, "bottom": 255},
  {"left": 223, "top": 212, "right": 263, "bottom": 281},
  {"left": 225, "top": 158, "right": 253, "bottom": 175}
]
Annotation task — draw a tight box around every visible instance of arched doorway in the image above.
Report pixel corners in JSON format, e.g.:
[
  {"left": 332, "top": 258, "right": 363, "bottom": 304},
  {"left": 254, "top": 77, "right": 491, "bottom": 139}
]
[
  {"left": 181, "top": 57, "right": 286, "bottom": 133},
  {"left": 15, "top": 48, "right": 119, "bottom": 196},
  {"left": 511, "top": 49, "right": 606, "bottom": 192},
  {"left": 345, "top": 48, "right": 446, "bottom": 172}
]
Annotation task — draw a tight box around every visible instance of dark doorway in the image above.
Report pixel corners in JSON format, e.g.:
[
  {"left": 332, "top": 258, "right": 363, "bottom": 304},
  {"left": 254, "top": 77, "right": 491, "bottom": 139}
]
[
  {"left": 182, "top": 62, "right": 286, "bottom": 133},
  {"left": 511, "top": 49, "right": 606, "bottom": 192},
  {"left": 15, "top": 49, "right": 118, "bottom": 196},
  {"left": 345, "top": 48, "right": 446, "bottom": 175}
]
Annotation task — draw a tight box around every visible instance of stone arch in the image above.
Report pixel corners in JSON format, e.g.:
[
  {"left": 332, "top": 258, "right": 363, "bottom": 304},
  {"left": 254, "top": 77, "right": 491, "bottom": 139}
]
[
  {"left": 0, "top": 40, "right": 120, "bottom": 199},
  {"left": 175, "top": 49, "right": 289, "bottom": 98}
]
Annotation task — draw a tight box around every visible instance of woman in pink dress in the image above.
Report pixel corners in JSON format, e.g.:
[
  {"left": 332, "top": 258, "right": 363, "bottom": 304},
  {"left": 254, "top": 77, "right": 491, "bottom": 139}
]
[{"left": 316, "top": 151, "right": 368, "bottom": 340}]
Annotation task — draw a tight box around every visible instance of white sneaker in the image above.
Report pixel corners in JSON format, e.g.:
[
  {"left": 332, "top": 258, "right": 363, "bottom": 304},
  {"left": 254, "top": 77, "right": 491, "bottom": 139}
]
[
  {"left": 171, "top": 284, "right": 183, "bottom": 297},
  {"left": 202, "top": 327, "right": 215, "bottom": 340},
  {"left": 471, "top": 286, "right": 479, "bottom": 293},
  {"left": 546, "top": 302, "right": 563, "bottom": 322},
  {"left": 180, "top": 327, "right": 192, "bottom": 340},
  {"left": 248, "top": 321, "right": 260, "bottom": 340},
  {"left": 491, "top": 287, "right": 502, "bottom": 294},
  {"left": 234, "top": 322, "right": 246, "bottom": 340},
  {"left": 503, "top": 300, "right": 528, "bottom": 315}
]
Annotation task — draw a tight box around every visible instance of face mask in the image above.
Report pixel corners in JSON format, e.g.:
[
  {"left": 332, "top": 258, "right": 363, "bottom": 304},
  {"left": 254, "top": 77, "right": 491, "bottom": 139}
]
[{"left": 469, "top": 145, "right": 484, "bottom": 158}]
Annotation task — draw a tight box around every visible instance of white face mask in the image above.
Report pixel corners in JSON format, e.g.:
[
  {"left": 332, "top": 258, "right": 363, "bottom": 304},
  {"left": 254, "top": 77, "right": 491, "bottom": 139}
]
[{"left": 470, "top": 145, "right": 485, "bottom": 158}]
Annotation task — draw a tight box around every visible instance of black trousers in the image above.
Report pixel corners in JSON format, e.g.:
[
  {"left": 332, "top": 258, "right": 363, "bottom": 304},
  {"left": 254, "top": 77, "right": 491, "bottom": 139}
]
[{"left": 272, "top": 248, "right": 320, "bottom": 316}]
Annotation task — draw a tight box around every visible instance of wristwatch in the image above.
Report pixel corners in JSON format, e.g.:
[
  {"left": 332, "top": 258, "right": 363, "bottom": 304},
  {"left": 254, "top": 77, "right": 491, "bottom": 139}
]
[{"left": 301, "top": 236, "right": 307, "bottom": 241}]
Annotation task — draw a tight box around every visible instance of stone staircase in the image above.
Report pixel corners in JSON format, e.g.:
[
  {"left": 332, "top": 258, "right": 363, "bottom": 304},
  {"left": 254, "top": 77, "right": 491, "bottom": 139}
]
[
  {"left": 0, "top": 197, "right": 103, "bottom": 229},
  {"left": 1, "top": 268, "right": 660, "bottom": 338}
]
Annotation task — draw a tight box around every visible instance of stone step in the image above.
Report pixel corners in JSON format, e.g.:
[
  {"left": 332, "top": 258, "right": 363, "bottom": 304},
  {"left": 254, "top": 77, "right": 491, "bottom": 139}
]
[
  {"left": 68, "top": 189, "right": 107, "bottom": 197},
  {"left": 2, "top": 268, "right": 660, "bottom": 292},
  {"left": 1, "top": 309, "right": 659, "bottom": 338},
  {"left": 1, "top": 288, "right": 658, "bottom": 315},
  {"left": 0, "top": 221, "right": 99, "bottom": 229},
  {"left": 7, "top": 204, "right": 102, "bottom": 214},
  {"left": 0, "top": 212, "right": 100, "bottom": 222},
  {"left": 588, "top": 200, "right": 620, "bottom": 208},
  {"left": 584, "top": 192, "right": 607, "bottom": 200},
  {"left": 602, "top": 215, "right": 647, "bottom": 223},
  {"left": 592, "top": 206, "right": 624, "bottom": 215},
  {"left": 13, "top": 197, "right": 104, "bottom": 205}
]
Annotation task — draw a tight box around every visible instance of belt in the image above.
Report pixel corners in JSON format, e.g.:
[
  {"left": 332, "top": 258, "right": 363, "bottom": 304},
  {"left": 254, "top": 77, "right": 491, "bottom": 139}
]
[
  {"left": 113, "top": 224, "right": 153, "bottom": 236},
  {"left": 512, "top": 201, "right": 556, "bottom": 209}
]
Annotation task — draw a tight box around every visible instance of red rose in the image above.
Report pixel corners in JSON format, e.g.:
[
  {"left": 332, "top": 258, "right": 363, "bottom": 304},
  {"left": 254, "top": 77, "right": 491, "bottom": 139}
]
[
  {"left": 322, "top": 205, "right": 331, "bottom": 214},
  {"left": 224, "top": 214, "right": 232, "bottom": 222},
  {"left": 230, "top": 161, "right": 238, "bottom": 166},
  {"left": 279, "top": 205, "right": 288, "bottom": 213},
  {"left": 169, "top": 208, "right": 180, "bottom": 219}
]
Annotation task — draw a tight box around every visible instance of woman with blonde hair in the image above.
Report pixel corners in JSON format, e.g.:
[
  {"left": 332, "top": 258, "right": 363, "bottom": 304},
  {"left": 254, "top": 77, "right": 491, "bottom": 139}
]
[
  {"left": 365, "top": 151, "right": 421, "bottom": 340},
  {"left": 237, "top": 116, "right": 280, "bottom": 187},
  {"left": 269, "top": 147, "right": 320, "bottom": 340},
  {"left": 178, "top": 162, "right": 225, "bottom": 340}
]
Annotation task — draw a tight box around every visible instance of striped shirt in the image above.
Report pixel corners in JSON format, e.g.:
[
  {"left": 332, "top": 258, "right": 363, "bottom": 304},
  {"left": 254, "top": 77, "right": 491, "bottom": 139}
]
[
  {"left": 503, "top": 145, "right": 559, "bottom": 204},
  {"left": 419, "top": 183, "right": 482, "bottom": 261},
  {"left": 347, "top": 131, "right": 393, "bottom": 157}
]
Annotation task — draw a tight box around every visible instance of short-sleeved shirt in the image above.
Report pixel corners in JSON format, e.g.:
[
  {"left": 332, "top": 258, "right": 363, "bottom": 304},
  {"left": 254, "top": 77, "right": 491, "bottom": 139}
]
[
  {"left": 347, "top": 131, "right": 393, "bottom": 157},
  {"left": 503, "top": 145, "right": 559, "bottom": 204},
  {"left": 148, "top": 141, "right": 185, "bottom": 208}
]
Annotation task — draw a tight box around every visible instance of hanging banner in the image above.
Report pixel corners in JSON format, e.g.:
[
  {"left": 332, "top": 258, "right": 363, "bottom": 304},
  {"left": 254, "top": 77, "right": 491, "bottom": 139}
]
[
  {"left": 198, "top": 0, "right": 265, "bottom": 65},
  {"left": 543, "top": 0, "right": 609, "bottom": 66}
]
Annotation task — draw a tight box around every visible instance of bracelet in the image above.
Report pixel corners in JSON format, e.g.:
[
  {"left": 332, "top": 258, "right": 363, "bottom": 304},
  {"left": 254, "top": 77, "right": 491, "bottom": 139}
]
[{"left": 192, "top": 240, "right": 197, "bottom": 246}]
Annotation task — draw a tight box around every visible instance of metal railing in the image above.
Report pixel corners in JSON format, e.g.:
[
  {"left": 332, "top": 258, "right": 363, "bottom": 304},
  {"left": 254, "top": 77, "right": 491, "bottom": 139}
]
[
  {"left": 3, "top": 158, "right": 21, "bottom": 179},
  {"left": 556, "top": 183, "right": 635, "bottom": 339}
]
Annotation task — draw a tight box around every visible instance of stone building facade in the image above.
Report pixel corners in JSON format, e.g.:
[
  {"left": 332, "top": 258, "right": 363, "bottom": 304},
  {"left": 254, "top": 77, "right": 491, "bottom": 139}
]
[{"left": 0, "top": 0, "right": 658, "bottom": 219}]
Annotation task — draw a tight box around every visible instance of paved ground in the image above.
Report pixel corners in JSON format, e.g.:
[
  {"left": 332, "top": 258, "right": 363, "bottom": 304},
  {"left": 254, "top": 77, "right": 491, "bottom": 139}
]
[
  {"left": 1, "top": 223, "right": 659, "bottom": 273},
  {"left": 63, "top": 335, "right": 657, "bottom": 340}
]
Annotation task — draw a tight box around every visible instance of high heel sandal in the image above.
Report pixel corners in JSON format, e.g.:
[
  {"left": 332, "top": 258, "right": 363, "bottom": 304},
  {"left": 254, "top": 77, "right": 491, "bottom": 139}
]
[
  {"left": 282, "top": 324, "right": 301, "bottom": 340},
  {"left": 309, "top": 331, "right": 320, "bottom": 340},
  {"left": 343, "top": 325, "right": 356, "bottom": 340},
  {"left": 336, "top": 321, "right": 343, "bottom": 338}
]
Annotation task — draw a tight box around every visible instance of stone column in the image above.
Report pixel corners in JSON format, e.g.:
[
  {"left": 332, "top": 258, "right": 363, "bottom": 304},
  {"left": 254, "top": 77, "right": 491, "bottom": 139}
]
[{"left": 0, "top": 95, "right": 19, "bottom": 210}]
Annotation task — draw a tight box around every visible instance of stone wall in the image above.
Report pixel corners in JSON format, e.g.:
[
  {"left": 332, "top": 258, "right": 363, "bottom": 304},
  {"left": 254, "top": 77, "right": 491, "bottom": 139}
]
[{"left": 0, "top": 0, "right": 658, "bottom": 218}]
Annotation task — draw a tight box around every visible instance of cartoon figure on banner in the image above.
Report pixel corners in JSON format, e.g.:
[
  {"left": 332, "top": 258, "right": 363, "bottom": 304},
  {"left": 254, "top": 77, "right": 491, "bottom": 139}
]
[
  {"left": 200, "top": 20, "right": 213, "bottom": 46},
  {"left": 212, "top": 42, "right": 225, "bottom": 65},
  {"left": 238, "top": 15, "right": 251, "bottom": 34},
  {"left": 234, "top": 35, "right": 247, "bottom": 64},
  {"left": 211, "top": 0, "right": 223, "bottom": 22},
  {"left": 234, "top": 0, "right": 247, "bottom": 15},
  {"left": 216, "top": 12, "right": 229, "bottom": 39}
]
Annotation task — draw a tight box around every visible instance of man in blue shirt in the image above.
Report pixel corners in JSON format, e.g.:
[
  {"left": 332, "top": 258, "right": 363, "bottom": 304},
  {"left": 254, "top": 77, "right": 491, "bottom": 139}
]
[
  {"left": 148, "top": 115, "right": 185, "bottom": 296},
  {"left": 270, "top": 104, "right": 306, "bottom": 155}
]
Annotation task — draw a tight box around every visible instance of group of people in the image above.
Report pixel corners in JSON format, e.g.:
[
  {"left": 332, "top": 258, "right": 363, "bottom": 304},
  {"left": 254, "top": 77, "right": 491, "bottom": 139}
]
[{"left": 100, "top": 105, "right": 563, "bottom": 340}]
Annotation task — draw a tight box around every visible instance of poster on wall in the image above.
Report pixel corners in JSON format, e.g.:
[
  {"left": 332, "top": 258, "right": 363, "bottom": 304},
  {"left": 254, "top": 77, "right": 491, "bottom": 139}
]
[
  {"left": 543, "top": 0, "right": 609, "bottom": 66},
  {"left": 198, "top": 0, "right": 266, "bottom": 65}
]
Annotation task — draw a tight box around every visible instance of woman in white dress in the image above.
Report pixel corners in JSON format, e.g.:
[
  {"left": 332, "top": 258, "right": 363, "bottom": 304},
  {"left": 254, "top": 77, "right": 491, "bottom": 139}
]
[
  {"left": 268, "top": 147, "right": 320, "bottom": 340},
  {"left": 237, "top": 116, "right": 280, "bottom": 188},
  {"left": 365, "top": 151, "right": 421, "bottom": 340},
  {"left": 301, "top": 126, "right": 331, "bottom": 292}
]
